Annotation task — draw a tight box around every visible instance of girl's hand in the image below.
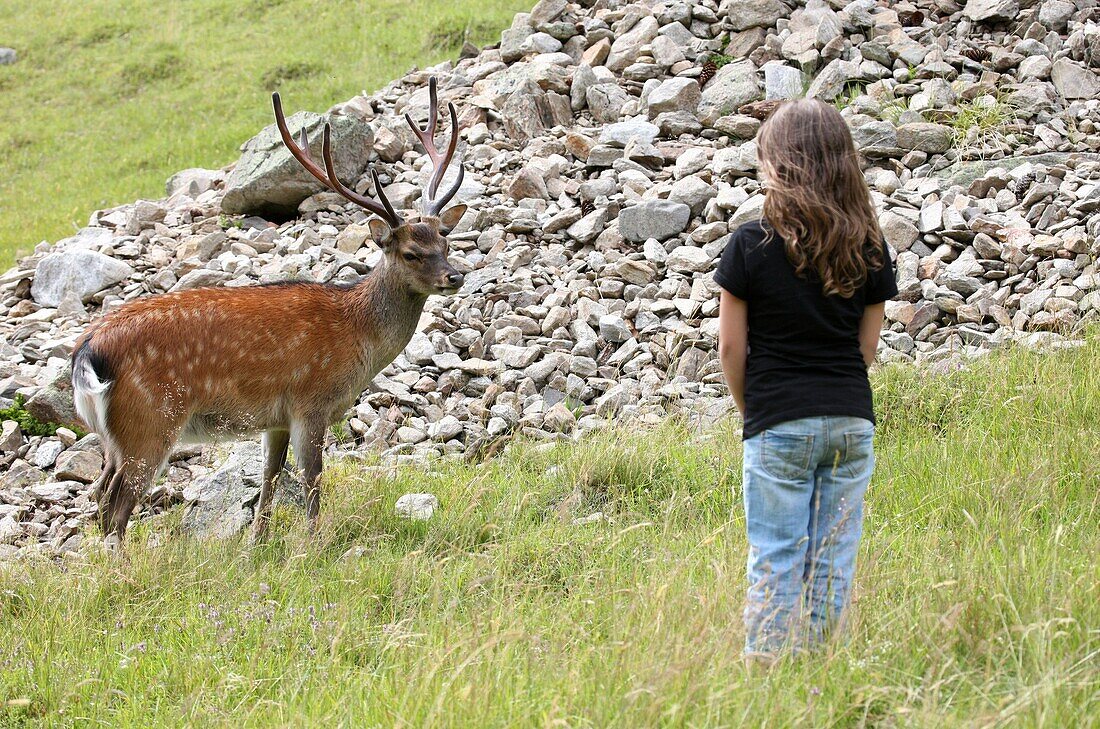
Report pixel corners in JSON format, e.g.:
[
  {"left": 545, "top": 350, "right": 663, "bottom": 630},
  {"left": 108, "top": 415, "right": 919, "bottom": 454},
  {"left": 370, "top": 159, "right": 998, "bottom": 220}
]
[
  {"left": 859, "top": 302, "right": 886, "bottom": 367},
  {"left": 718, "top": 291, "right": 749, "bottom": 414}
]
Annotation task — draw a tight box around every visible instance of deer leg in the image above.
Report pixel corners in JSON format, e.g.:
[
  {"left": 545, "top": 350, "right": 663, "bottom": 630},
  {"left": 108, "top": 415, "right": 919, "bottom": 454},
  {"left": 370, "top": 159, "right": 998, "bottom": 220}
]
[
  {"left": 104, "top": 454, "right": 165, "bottom": 545},
  {"left": 97, "top": 466, "right": 126, "bottom": 535},
  {"left": 292, "top": 420, "right": 326, "bottom": 533},
  {"left": 251, "top": 429, "right": 290, "bottom": 543},
  {"left": 89, "top": 450, "right": 118, "bottom": 506}
]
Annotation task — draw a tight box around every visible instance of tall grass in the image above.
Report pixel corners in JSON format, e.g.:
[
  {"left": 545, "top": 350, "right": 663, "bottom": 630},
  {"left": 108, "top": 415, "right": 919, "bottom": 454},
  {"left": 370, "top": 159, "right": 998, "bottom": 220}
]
[
  {"left": 0, "top": 0, "right": 530, "bottom": 268},
  {"left": 1, "top": 338, "right": 1097, "bottom": 726}
]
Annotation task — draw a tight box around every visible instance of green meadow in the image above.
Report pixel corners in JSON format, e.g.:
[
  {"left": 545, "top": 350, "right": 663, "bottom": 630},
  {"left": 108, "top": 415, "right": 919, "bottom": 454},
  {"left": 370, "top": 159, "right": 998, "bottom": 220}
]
[
  {"left": 0, "top": 0, "right": 530, "bottom": 268},
  {"left": 1, "top": 338, "right": 1096, "bottom": 726}
]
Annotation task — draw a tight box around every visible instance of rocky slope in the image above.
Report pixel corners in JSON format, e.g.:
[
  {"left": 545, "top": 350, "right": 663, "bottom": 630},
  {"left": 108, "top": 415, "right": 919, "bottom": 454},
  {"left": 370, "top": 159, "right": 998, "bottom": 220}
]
[{"left": 2, "top": 0, "right": 1099, "bottom": 554}]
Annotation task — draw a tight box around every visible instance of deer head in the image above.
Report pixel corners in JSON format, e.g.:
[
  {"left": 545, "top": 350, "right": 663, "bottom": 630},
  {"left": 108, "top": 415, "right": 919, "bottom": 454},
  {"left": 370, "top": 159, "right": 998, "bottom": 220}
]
[{"left": 272, "top": 76, "right": 467, "bottom": 295}]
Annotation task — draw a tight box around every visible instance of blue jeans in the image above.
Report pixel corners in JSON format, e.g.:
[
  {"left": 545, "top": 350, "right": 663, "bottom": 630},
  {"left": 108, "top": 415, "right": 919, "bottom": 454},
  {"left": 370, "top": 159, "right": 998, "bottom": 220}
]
[{"left": 741, "top": 416, "right": 876, "bottom": 656}]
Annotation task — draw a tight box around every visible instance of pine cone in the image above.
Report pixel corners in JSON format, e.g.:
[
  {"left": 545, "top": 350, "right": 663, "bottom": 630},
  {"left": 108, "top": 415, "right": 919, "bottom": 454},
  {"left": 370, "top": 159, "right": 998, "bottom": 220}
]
[
  {"left": 580, "top": 200, "right": 595, "bottom": 216},
  {"left": 700, "top": 60, "right": 718, "bottom": 88},
  {"left": 962, "top": 47, "right": 991, "bottom": 63},
  {"left": 1012, "top": 171, "right": 1040, "bottom": 199}
]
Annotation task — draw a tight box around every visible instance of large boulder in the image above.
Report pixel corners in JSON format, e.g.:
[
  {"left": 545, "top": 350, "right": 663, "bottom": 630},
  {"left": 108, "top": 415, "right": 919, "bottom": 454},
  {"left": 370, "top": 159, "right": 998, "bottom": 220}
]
[
  {"left": 181, "top": 441, "right": 300, "bottom": 539},
  {"left": 31, "top": 250, "right": 133, "bottom": 307},
  {"left": 618, "top": 200, "right": 691, "bottom": 242},
  {"left": 720, "top": 0, "right": 789, "bottom": 30},
  {"left": 1051, "top": 59, "right": 1100, "bottom": 100},
  {"left": 963, "top": 0, "right": 1019, "bottom": 23},
  {"left": 221, "top": 111, "right": 374, "bottom": 217},
  {"left": 698, "top": 61, "right": 762, "bottom": 125}
]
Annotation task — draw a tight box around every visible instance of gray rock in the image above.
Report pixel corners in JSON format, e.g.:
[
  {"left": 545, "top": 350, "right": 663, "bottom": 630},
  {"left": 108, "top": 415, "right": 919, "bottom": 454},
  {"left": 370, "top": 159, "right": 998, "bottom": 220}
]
[
  {"left": 587, "top": 83, "right": 631, "bottom": 124},
  {"left": 428, "top": 416, "right": 464, "bottom": 442},
  {"left": 619, "top": 201, "right": 692, "bottom": 242},
  {"left": 763, "top": 62, "right": 805, "bottom": 100},
  {"left": 852, "top": 121, "right": 898, "bottom": 151},
  {"left": 503, "top": 81, "right": 571, "bottom": 144},
  {"left": 896, "top": 123, "right": 954, "bottom": 154},
  {"left": 25, "top": 372, "right": 78, "bottom": 430},
  {"left": 0, "top": 420, "right": 22, "bottom": 453},
  {"left": 646, "top": 78, "right": 701, "bottom": 116},
  {"left": 713, "top": 142, "right": 758, "bottom": 177},
  {"left": 782, "top": 0, "right": 843, "bottom": 66},
  {"left": 28, "top": 481, "right": 79, "bottom": 504},
  {"left": 0, "top": 516, "right": 20, "bottom": 545},
  {"left": 567, "top": 208, "right": 610, "bottom": 244},
  {"left": 170, "top": 269, "right": 232, "bottom": 292},
  {"left": 698, "top": 61, "right": 762, "bottom": 125},
  {"left": 508, "top": 167, "right": 549, "bottom": 201},
  {"left": 181, "top": 441, "right": 297, "bottom": 539},
  {"left": 598, "top": 120, "right": 660, "bottom": 147},
  {"left": 668, "top": 175, "right": 717, "bottom": 214},
  {"left": 53, "top": 449, "right": 103, "bottom": 483},
  {"left": 1038, "top": 0, "right": 1074, "bottom": 30},
  {"left": 32, "top": 441, "right": 64, "bottom": 470},
  {"left": 166, "top": 168, "right": 220, "bottom": 197},
  {"left": 404, "top": 332, "right": 435, "bottom": 366},
  {"left": 806, "top": 59, "right": 860, "bottom": 101},
  {"left": 879, "top": 211, "right": 919, "bottom": 251},
  {"left": 543, "top": 402, "right": 576, "bottom": 432},
  {"left": 519, "top": 32, "right": 562, "bottom": 55},
  {"left": 598, "top": 314, "right": 631, "bottom": 343},
  {"left": 530, "top": 0, "right": 567, "bottom": 26},
  {"left": 395, "top": 493, "right": 438, "bottom": 520},
  {"left": 607, "top": 16, "right": 660, "bottom": 72},
  {"left": 721, "top": 0, "right": 789, "bottom": 30},
  {"left": 0, "top": 48, "right": 15, "bottom": 65},
  {"left": 500, "top": 14, "right": 535, "bottom": 63},
  {"left": 1, "top": 460, "right": 46, "bottom": 490},
  {"left": 221, "top": 110, "right": 373, "bottom": 217},
  {"left": 666, "top": 246, "right": 713, "bottom": 273},
  {"left": 727, "top": 194, "right": 766, "bottom": 230},
  {"left": 1051, "top": 59, "right": 1100, "bottom": 100},
  {"left": 31, "top": 250, "right": 134, "bottom": 307},
  {"left": 963, "top": 0, "right": 1019, "bottom": 22}
]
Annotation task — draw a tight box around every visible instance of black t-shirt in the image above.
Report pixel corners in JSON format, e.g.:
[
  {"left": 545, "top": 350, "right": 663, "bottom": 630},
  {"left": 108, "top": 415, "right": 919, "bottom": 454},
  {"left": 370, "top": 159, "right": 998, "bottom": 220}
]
[{"left": 713, "top": 220, "right": 898, "bottom": 439}]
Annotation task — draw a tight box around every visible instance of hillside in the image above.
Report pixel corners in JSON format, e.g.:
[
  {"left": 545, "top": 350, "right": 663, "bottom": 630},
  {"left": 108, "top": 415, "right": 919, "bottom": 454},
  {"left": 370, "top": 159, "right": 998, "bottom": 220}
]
[{"left": 0, "top": 0, "right": 531, "bottom": 266}]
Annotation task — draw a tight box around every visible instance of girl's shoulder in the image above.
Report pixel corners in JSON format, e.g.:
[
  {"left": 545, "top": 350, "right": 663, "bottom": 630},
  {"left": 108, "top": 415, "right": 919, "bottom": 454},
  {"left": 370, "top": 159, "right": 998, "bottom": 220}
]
[
  {"left": 730, "top": 219, "right": 776, "bottom": 260},
  {"left": 733, "top": 219, "right": 768, "bottom": 241}
]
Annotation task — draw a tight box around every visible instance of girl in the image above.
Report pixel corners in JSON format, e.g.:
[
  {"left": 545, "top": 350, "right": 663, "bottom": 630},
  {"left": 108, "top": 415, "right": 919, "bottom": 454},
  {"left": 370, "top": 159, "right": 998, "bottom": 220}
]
[{"left": 714, "top": 99, "right": 898, "bottom": 661}]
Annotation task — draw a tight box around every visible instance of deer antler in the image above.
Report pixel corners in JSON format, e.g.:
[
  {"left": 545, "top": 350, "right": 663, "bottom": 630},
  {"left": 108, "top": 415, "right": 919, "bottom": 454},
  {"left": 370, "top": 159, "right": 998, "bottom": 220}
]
[
  {"left": 272, "top": 92, "right": 402, "bottom": 228},
  {"left": 404, "top": 76, "right": 466, "bottom": 218}
]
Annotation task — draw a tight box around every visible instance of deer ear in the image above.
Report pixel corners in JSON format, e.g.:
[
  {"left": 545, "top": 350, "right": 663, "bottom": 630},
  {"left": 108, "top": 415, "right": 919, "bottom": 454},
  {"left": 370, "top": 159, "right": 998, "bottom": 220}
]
[
  {"left": 437, "top": 204, "right": 467, "bottom": 235},
  {"left": 368, "top": 218, "right": 394, "bottom": 248}
]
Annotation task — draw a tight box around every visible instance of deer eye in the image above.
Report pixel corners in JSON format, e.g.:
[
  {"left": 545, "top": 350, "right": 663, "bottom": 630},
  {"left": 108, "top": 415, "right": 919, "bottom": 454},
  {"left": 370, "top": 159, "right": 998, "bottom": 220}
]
[{"left": 402, "top": 252, "right": 419, "bottom": 263}]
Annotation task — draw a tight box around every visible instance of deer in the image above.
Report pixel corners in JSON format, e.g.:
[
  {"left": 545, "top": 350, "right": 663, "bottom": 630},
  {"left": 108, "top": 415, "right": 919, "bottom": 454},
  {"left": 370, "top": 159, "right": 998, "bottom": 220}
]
[{"left": 71, "top": 77, "right": 469, "bottom": 546}]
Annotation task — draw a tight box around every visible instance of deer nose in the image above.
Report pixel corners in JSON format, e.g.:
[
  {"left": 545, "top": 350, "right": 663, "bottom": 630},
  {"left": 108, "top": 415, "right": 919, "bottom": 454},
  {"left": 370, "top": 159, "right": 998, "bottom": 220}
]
[{"left": 447, "top": 272, "right": 464, "bottom": 288}]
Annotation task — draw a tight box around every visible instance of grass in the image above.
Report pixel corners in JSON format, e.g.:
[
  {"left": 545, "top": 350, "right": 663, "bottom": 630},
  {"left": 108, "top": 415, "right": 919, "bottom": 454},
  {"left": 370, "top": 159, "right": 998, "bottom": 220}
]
[
  {"left": 1, "top": 337, "right": 1097, "bottom": 726},
  {"left": 0, "top": 0, "right": 531, "bottom": 269},
  {"left": 952, "top": 95, "right": 1019, "bottom": 158}
]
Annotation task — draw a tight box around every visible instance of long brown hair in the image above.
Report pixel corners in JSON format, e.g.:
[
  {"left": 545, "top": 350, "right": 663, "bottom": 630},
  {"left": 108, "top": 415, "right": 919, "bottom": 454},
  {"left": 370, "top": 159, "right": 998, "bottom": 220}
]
[{"left": 756, "top": 99, "right": 884, "bottom": 298}]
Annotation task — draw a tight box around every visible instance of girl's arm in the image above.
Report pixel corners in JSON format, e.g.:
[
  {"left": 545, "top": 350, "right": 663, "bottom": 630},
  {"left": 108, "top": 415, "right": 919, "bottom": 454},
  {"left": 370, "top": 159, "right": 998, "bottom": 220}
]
[
  {"left": 718, "top": 290, "right": 749, "bottom": 414},
  {"left": 859, "top": 302, "right": 886, "bottom": 367}
]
